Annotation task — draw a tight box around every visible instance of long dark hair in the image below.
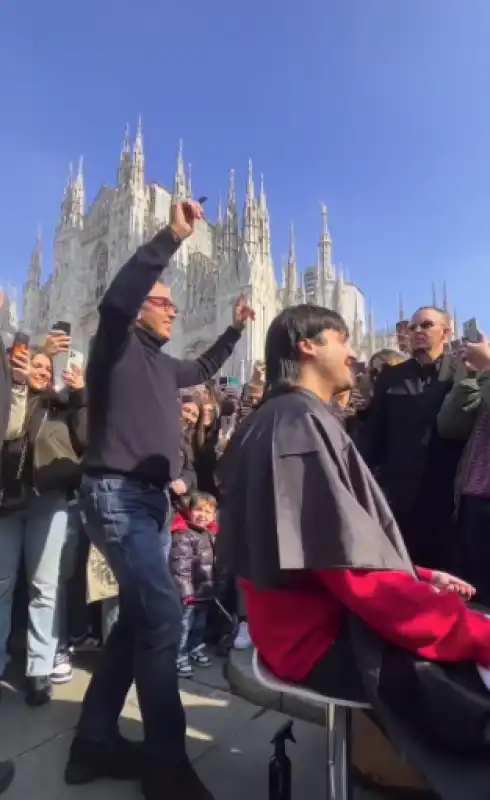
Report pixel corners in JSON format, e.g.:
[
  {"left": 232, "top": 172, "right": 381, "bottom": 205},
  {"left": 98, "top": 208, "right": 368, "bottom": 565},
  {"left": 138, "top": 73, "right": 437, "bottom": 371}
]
[{"left": 264, "top": 304, "right": 349, "bottom": 399}]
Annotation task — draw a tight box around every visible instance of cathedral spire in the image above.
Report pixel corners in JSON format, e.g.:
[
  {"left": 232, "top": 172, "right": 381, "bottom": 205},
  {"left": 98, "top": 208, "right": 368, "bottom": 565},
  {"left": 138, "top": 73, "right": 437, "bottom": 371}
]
[
  {"left": 318, "top": 204, "right": 334, "bottom": 297},
  {"left": 118, "top": 123, "right": 132, "bottom": 189},
  {"left": 172, "top": 139, "right": 187, "bottom": 204},
  {"left": 398, "top": 292, "right": 405, "bottom": 321},
  {"left": 131, "top": 116, "right": 144, "bottom": 188},
  {"left": 246, "top": 158, "right": 255, "bottom": 203},
  {"left": 186, "top": 163, "right": 193, "bottom": 198},
  {"left": 28, "top": 226, "right": 42, "bottom": 284},
  {"left": 243, "top": 159, "right": 259, "bottom": 254},
  {"left": 284, "top": 223, "right": 297, "bottom": 304},
  {"left": 223, "top": 168, "right": 238, "bottom": 257},
  {"left": 227, "top": 167, "right": 237, "bottom": 210},
  {"left": 431, "top": 282, "right": 437, "bottom": 308},
  {"left": 442, "top": 280, "right": 449, "bottom": 313},
  {"left": 217, "top": 195, "right": 223, "bottom": 225},
  {"left": 72, "top": 156, "right": 85, "bottom": 228},
  {"left": 258, "top": 173, "right": 271, "bottom": 259},
  {"left": 258, "top": 173, "right": 266, "bottom": 211},
  {"left": 453, "top": 307, "right": 459, "bottom": 340}
]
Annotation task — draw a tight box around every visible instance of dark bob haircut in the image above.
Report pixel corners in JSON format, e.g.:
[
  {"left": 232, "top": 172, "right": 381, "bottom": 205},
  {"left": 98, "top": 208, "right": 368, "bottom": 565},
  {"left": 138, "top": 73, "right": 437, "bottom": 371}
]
[{"left": 264, "top": 304, "right": 348, "bottom": 396}]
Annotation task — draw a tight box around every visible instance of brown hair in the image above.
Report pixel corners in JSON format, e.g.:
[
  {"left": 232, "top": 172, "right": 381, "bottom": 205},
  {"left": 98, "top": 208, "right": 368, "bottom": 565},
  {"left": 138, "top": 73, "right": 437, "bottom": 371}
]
[
  {"left": 194, "top": 385, "right": 221, "bottom": 451},
  {"left": 188, "top": 491, "right": 217, "bottom": 511}
]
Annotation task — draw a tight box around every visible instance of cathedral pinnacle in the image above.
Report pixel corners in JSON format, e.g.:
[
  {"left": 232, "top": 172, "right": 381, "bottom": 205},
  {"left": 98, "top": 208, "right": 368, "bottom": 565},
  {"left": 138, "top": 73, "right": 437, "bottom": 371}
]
[
  {"left": 172, "top": 139, "right": 187, "bottom": 204},
  {"left": 187, "top": 163, "right": 193, "bottom": 198},
  {"left": 442, "top": 280, "right": 449, "bottom": 313},
  {"left": 431, "top": 282, "right": 437, "bottom": 308},
  {"left": 284, "top": 223, "right": 297, "bottom": 304},
  {"left": 398, "top": 292, "right": 405, "bottom": 321},
  {"left": 118, "top": 123, "right": 132, "bottom": 189},
  {"left": 246, "top": 158, "right": 255, "bottom": 202}
]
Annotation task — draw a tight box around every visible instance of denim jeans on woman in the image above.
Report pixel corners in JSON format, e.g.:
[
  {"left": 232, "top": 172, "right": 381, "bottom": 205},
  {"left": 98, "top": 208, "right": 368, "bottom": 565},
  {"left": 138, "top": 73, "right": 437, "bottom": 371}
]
[
  {"left": 77, "top": 476, "right": 186, "bottom": 762},
  {"left": 0, "top": 491, "right": 69, "bottom": 677}
]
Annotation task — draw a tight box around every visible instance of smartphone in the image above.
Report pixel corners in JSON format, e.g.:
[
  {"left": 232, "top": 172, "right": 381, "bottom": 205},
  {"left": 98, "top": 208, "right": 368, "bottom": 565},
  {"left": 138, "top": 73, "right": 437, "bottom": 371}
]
[
  {"left": 11, "top": 332, "right": 30, "bottom": 361},
  {"left": 52, "top": 321, "right": 71, "bottom": 336},
  {"left": 51, "top": 321, "right": 72, "bottom": 391},
  {"left": 67, "top": 349, "right": 84, "bottom": 371},
  {"left": 463, "top": 318, "right": 480, "bottom": 344}
]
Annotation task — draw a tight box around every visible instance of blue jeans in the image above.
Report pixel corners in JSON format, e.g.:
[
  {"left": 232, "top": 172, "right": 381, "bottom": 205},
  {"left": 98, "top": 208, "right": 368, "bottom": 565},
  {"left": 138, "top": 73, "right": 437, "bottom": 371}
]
[
  {"left": 178, "top": 604, "right": 208, "bottom": 661},
  {"left": 77, "top": 476, "right": 186, "bottom": 761},
  {"left": 0, "top": 491, "right": 69, "bottom": 677},
  {"left": 100, "top": 531, "right": 173, "bottom": 644}
]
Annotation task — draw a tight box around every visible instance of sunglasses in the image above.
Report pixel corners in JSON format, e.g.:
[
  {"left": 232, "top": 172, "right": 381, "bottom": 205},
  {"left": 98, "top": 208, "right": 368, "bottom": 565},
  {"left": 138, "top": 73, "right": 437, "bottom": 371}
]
[
  {"left": 408, "top": 320, "right": 436, "bottom": 332},
  {"left": 146, "top": 296, "right": 178, "bottom": 314}
]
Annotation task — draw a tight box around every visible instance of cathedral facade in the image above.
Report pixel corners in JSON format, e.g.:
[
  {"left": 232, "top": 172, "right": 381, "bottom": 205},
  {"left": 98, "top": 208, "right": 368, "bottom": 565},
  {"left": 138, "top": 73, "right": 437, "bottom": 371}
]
[{"left": 22, "top": 122, "right": 396, "bottom": 376}]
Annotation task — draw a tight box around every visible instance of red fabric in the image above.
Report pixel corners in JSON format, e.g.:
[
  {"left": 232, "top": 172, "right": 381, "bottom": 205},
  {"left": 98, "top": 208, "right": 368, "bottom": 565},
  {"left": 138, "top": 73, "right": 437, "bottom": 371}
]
[
  {"left": 240, "top": 568, "right": 490, "bottom": 684},
  {"left": 171, "top": 512, "right": 217, "bottom": 534}
]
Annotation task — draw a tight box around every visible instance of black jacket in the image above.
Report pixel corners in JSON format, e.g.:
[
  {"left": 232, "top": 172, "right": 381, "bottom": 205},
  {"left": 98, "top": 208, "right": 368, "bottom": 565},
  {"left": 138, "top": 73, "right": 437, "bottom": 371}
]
[
  {"left": 84, "top": 226, "right": 241, "bottom": 488},
  {"left": 360, "top": 357, "right": 456, "bottom": 516},
  {"left": 1, "top": 388, "right": 87, "bottom": 501}
]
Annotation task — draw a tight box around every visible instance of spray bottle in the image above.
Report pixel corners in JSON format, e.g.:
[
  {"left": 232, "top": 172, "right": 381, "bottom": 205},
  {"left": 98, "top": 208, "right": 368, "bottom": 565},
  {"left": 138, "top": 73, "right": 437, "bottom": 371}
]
[{"left": 269, "top": 720, "right": 296, "bottom": 800}]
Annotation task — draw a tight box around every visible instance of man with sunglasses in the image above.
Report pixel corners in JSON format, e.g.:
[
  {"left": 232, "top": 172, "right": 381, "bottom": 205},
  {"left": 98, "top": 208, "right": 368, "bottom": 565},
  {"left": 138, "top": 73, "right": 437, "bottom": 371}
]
[
  {"left": 67, "top": 200, "right": 253, "bottom": 800},
  {"left": 361, "top": 306, "right": 463, "bottom": 569}
]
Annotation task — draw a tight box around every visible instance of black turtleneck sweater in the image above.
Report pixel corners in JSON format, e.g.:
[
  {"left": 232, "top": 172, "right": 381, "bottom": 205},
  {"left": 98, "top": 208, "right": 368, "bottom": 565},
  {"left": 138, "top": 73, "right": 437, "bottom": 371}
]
[{"left": 83, "top": 226, "right": 241, "bottom": 488}]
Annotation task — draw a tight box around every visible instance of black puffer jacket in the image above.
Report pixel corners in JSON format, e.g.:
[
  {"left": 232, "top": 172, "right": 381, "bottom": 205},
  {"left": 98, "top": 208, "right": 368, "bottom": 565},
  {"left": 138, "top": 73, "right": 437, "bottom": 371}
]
[{"left": 170, "top": 513, "right": 216, "bottom": 601}]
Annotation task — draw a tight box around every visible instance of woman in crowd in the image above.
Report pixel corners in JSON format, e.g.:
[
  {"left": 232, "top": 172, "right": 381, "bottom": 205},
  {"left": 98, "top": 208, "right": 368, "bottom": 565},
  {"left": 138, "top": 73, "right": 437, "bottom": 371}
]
[
  {"left": 194, "top": 384, "right": 221, "bottom": 498},
  {"left": 0, "top": 348, "right": 86, "bottom": 706}
]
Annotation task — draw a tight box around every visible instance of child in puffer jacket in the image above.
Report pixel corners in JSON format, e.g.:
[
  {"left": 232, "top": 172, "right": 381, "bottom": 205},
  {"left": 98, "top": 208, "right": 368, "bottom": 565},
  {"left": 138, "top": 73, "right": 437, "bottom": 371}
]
[{"left": 170, "top": 491, "right": 217, "bottom": 678}]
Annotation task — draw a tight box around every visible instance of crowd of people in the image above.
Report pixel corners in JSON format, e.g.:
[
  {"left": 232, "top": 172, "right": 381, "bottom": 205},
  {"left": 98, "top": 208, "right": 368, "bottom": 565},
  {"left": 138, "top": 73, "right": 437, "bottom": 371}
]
[{"left": 1, "top": 198, "right": 490, "bottom": 798}]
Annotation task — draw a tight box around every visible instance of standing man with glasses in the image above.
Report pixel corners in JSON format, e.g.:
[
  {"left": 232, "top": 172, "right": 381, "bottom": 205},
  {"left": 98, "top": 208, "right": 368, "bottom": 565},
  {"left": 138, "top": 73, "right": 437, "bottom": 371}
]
[
  {"left": 360, "top": 306, "right": 463, "bottom": 568},
  {"left": 65, "top": 199, "right": 254, "bottom": 800}
]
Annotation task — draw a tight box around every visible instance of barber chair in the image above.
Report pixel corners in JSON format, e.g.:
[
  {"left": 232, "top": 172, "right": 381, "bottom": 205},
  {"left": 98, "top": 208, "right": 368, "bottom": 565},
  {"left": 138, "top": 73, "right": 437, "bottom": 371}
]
[{"left": 252, "top": 650, "right": 369, "bottom": 800}]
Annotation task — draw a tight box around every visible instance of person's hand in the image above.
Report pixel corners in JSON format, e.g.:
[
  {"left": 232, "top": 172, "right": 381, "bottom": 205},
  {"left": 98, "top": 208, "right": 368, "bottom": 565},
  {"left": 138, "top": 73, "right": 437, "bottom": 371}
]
[
  {"left": 232, "top": 295, "right": 256, "bottom": 332},
  {"left": 460, "top": 338, "right": 490, "bottom": 374},
  {"left": 63, "top": 364, "right": 84, "bottom": 391},
  {"left": 431, "top": 570, "right": 476, "bottom": 600},
  {"left": 170, "top": 479, "right": 187, "bottom": 496},
  {"left": 170, "top": 200, "right": 203, "bottom": 240},
  {"left": 10, "top": 350, "right": 30, "bottom": 385},
  {"left": 43, "top": 332, "right": 71, "bottom": 357}
]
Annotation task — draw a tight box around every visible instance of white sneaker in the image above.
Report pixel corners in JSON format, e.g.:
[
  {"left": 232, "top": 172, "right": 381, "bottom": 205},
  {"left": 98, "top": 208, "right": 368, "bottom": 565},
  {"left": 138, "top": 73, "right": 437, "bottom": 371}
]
[
  {"left": 233, "top": 621, "right": 252, "bottom": 650},
  {"left": 51, "top": 649, "right": 73, "bottom": 685}
]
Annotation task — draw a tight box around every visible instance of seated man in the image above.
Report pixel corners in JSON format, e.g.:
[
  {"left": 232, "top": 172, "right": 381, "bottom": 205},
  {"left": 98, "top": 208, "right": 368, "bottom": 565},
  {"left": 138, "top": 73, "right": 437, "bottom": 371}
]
[{"left": 218, "top": 304, "right": 490, "bottom": 798}]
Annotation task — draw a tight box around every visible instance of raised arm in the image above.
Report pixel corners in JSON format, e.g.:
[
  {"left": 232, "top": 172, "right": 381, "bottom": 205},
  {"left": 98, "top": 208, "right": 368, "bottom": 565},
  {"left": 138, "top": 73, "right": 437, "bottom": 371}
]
[
  {"left": 94, "top": 201, "right": 203, "bottom": 351},
  {"left": 173, "top": 295, "right": 255, "bottom": 389}
]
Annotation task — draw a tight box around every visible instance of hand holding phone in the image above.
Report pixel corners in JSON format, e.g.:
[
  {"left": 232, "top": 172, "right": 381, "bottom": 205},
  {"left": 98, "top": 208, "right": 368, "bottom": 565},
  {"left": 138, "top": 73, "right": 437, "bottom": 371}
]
[
  {"left": 51, "top": 322, "right": 72, "bottom": 392},
  {"left": 463, "top": 318, "right": 481, "bottom": 344},
  {"left": 10, "top": 333, "right": 30, "bottom": 385}
]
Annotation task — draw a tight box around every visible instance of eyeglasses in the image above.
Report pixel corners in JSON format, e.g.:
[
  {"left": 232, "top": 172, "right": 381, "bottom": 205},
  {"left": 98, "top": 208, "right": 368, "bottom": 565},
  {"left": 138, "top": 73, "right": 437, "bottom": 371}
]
[
  {"left": 146, "top": 296, "right": 178, "bottom": 314},
  {"left": 408, "top": 320, "right": 436, "bottom": 332}
]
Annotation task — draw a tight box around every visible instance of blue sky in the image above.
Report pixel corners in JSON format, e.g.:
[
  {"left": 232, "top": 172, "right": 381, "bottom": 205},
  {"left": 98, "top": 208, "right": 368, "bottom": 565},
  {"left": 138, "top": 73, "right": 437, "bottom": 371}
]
[{"left": 1, "top": 0, "right": 490, "bottom": 330}]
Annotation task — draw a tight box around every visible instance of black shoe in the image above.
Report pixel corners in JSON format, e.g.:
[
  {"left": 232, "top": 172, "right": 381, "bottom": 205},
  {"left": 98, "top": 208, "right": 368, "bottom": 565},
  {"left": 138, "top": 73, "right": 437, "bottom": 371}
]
[
  {"left": 25, "top": 676, "right": 52, "bottom": 707},
  {"left": 64, "top": 735, "right": 145, "bottom": 785},
  {"left": 0, "top": 761, "right": 14, "bottom": 795},
  {"left": 142, "top": 760, "right": 215, "bottom": 800}
]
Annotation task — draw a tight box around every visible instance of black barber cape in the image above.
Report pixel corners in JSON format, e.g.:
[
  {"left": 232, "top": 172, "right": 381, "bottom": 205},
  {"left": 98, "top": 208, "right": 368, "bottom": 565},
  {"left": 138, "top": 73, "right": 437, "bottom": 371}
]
[{"left": 217, "top": 387, "right": 490, "bottom": 800}]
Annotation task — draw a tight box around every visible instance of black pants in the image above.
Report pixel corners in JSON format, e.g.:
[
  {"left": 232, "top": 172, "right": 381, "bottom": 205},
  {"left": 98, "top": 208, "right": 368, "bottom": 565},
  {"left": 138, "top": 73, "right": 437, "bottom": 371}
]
[{"left": 302, "top": 627, "right": 365, "bottom": 704}]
